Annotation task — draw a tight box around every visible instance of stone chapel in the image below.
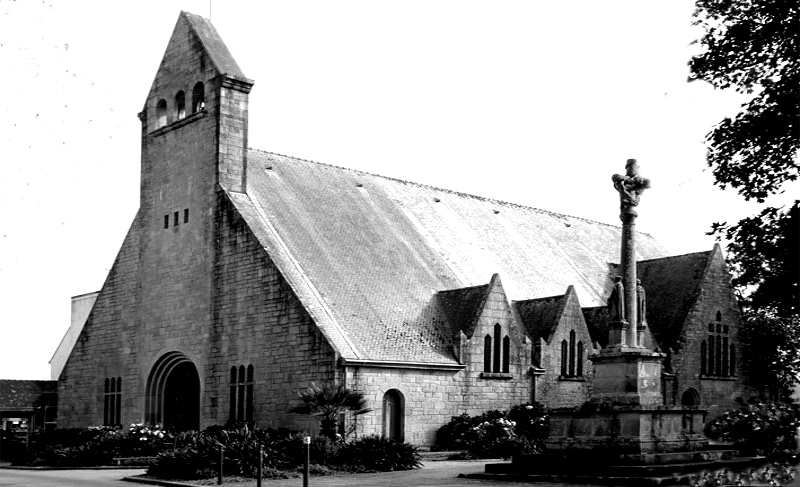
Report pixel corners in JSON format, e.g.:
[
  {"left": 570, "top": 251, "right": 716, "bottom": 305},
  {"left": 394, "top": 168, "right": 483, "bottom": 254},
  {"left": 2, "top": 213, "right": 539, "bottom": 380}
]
[{"left": 56, "top": 12, "right": 754, "bottom": 446}]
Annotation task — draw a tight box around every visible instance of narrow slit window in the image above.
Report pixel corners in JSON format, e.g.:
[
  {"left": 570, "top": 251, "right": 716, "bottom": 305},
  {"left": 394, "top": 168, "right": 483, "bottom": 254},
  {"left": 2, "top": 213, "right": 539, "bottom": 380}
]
[
  {"left": 164, "top": 215, "right": 169, "bottom": 229},
  {"left": 183, "top": 208, "right": 189, "bottom": 223},
  {"left": 493, "top": 324, "right": 501, "bottom": 372},
  {"left": 502, "top": 336, "right": 510, "bottom": 373},
  {"left": 173, "top": 211, "right": 179, "bottom": 227},
  {"left": 483, "top": 335, "right": 492, "bottom": 373}
]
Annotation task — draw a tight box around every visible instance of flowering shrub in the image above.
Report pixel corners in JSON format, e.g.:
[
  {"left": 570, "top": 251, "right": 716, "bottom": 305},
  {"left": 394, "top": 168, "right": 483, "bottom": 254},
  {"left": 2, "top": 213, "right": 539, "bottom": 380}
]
[
  {"left": 704, "top": 399, "right": 800, "bottom": 456},
  {"left": 687, "top": 462, "right": 797, "bottom": 486},
  {"left": 435, "top": 403, "right": 549, "bottom": 458}
]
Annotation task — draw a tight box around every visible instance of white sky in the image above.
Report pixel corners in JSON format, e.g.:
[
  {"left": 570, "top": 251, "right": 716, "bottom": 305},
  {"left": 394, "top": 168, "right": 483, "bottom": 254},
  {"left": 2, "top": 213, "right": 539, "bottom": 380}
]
[{"left": 1, "top": 1, "right": 795, "bottom": 380}]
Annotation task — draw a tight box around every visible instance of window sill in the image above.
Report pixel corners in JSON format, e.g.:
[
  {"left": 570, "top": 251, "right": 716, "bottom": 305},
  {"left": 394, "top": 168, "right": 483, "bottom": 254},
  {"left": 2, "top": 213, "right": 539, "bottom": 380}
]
[
  {"left": 481, "top": 372, "right": 513, "bottom": 380},
  {"left": 700, "top": 375, "right": 737, "bottom": 381},
  {"left": 558, "top": 376, "right": 586, "bottom": 382},
  {"left": 149, "top": 109, "right": 206, "bottom": 136}
]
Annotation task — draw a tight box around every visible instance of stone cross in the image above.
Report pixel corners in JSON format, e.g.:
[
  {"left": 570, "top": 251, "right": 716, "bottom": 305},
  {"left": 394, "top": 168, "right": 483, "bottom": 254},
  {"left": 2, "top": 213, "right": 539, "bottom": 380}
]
[{"left": 611, "top": 159, "right": 649, "bottom": 348}]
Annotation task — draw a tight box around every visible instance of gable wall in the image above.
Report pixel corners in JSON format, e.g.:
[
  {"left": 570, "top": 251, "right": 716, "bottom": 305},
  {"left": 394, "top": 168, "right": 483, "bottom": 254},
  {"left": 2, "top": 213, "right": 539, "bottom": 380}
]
[
  {"left": 536, "top": 298, "right": 594, "bottom": 408},
  {"left": 671, "top": 249, "right": 756, "bottom": 417},
  {"left": 212, "top": 196, "right": 338, "bottom": 429},
  {"left": 346, "top": 279, "right": 532, "bottom": 446},
  {"left": 58, "top": 215, "right": 143, "bottom": 427}
]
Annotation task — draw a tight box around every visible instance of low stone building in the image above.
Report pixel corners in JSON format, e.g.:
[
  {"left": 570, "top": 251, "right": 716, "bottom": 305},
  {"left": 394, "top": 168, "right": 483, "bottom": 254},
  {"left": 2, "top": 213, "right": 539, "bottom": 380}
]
[{"left": 56, "top": 12, "right": 752, "bottom": 446}]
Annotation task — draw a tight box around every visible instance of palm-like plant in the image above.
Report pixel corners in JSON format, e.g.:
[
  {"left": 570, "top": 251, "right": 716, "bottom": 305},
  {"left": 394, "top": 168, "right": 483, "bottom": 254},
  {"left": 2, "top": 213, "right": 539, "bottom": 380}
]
[{"left": 289, "top": 383, "right": 372, "bottom": 440}]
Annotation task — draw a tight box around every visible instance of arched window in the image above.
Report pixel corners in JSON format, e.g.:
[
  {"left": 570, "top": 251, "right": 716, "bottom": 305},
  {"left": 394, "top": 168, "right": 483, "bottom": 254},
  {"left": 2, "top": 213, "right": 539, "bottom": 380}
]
[
  {"left": 103, "top": 376, "right": 122, "bottom": 426},
  {"left": 729, "top": 344, "right": 736, "bottom": 376},
  {"left": 483, "top": 335, "right": 492, "bottom": 372},
  {"left": 229, "top": 364, "right": 255, "bottom": 423},
  {"left": 701, "top": 340, "right": 707, "bottom": 375},
  {"left": 722, "top": 336, "right": 729, "bottom": 377},
  {"left": 192, "top": 82, "right": 205, "bottom": 113},
  {"left": 568, "top": 330, "right": 576, "bottom": 377},
  {"left": 502, "top": 336, "right": 510, "bottom": 373},
  {"left": 576, "top": 341, "right": 583, "bottom": 377},
  {"left": 681, "top": 388, "right": 700, "bottom": 406},
  {"left": 229, "top": 366, "right": 237, "bottom": 423},
  {"left": 246, "top": 365, "right": 254, "bottom": 422},
  {"left": 715, "top": 333, "right": 722, "bottom": 375},
  {"left": 382, "top": 389, "right": 404, "bottom": 441},
  {"left": 175, "top": 91, "right": 186, "bottom": 120},
  {"left": 156, "top": 99, "right": 168, "bottom": 128},
  {"left": 708, "top": 336, "right": 715, "bottom": 375},
  {"left": 493, "top": 324, "right": 502, "bottom": 372},
  {"left": 560, "top": 340, "right": 568, "bottom": 376},
  {"left": 716, "top": 311, "right": 722, "bottom": 322}
]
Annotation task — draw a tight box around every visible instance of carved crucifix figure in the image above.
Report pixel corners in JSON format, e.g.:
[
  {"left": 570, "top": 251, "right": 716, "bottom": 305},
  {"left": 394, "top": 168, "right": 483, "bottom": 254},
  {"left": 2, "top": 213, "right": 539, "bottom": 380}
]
[{"left": 612, "top": 159, "right": 650, "bottom": 217}]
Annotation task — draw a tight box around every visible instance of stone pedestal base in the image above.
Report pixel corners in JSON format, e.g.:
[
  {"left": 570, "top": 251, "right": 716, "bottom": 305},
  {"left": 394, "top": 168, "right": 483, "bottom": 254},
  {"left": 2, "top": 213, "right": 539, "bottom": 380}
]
[
  {"left": 546, "top": 406, "right": 708, "bottom": 456},
  {"left": 590, "top": 346, "right": 664, "bottom": 407}
]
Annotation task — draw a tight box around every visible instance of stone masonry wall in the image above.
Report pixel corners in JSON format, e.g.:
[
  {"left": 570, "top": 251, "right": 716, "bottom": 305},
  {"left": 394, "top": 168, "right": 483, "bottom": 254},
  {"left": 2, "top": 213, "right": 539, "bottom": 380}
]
[
  {"left": 346, "top": 277, "right": 532, "bottom": 447},
  {"left": 536, "top": 294, "right": 594, "bottom": 409},
  {"left": 58, "top": 214, "right": 143, "bottom": 427},
  {"left": 211, "top": 195, "right": 339, "bottom": 429},
  {"left": 672, "top": 247, "right": 757, "bottom": 419}
]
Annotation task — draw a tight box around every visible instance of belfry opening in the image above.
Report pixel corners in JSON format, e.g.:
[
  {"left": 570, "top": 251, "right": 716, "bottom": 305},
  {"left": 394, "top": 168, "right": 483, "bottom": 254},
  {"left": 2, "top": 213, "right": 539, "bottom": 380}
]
[{"left": 145, "top": 352, "right": 200, "bottom": 431}]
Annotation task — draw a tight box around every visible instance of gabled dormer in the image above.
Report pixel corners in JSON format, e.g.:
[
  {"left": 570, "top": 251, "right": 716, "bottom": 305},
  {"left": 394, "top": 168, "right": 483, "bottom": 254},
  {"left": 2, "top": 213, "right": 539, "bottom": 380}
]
[{"left": 438, "top": 274, "right": 531, "bottom": 378}]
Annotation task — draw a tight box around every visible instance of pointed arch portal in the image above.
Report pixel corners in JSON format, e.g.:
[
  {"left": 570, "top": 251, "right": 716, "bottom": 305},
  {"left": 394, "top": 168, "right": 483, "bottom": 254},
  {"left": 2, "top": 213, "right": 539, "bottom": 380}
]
[{"left": 146, "top": 352, "right": 200, "bottom": 431}]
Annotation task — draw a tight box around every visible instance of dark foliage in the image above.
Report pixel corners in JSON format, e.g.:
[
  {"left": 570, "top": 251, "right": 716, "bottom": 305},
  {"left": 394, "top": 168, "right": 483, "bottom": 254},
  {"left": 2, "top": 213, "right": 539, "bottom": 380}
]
[
  {"left": 689, "top": 0, "right": 799, "bottom": 202},
  {"left": 710, "top": 202, "right": 799, "bottom": 315},
  {"left": 337, "top": 435, "right": 422, "bottom": 472},
  {"left": 740, "top": 310, "right": 800, "bottom": 400},
  {"left": 704, "top": 399, "right": 800, "bottom": 456},
  {"left": 289, "top": 383, "right": 372, "bottom": 440},
  {"left": 435, "top": 403, "right": 549, "bottom": 458}
]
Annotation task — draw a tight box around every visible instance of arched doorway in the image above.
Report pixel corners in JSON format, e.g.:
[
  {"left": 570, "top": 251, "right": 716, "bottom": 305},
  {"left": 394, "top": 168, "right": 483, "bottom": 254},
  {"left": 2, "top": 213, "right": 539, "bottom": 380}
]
[
  {"left": 146, "top": 352, "right": 200, "bottom": 431},
  {"left": 681, "top": 388, "right": 700, "bottom": 407},
  {"left": 382, "top": 389, "right": 404, "bottom": 441}
]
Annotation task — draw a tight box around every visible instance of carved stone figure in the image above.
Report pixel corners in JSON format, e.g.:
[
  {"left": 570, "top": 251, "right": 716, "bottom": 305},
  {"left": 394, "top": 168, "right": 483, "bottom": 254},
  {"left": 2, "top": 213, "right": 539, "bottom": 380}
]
[
  {"left": 636, "top": 279, "right": 647, "bottom": 326},
  {"left": 612, "top": 159, "right": 650, "bottom": 214},
  {"left": 607, "top": 276, "right": 625, "bottom": 322}
]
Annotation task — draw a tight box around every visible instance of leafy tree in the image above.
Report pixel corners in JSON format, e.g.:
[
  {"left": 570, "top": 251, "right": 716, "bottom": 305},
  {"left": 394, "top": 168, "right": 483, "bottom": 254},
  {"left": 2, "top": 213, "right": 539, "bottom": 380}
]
[
  {"left": 709, "top": 202, "right": 799, "bottom": 315},
  {"left": 740, "top": 310, "right": 800, "bottom": 400},
  {"left": 689, "top": 0, "right": 799, "bottom": 202},
  {"left": 289, "top": 383, "right": 372, "bottom": 440},
  {"left": 690, "top": 1, "right": 799, "bottom": 394}
]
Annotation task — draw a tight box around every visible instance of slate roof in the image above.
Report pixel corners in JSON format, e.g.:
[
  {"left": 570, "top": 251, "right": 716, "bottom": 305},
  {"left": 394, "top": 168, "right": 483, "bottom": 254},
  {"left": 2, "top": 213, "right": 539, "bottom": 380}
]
[
  {"left": 182, "top": 11, "right": 247, "bottom": 79},
  {"left": 0, "top": 380, "right": 57, "bottom": 412},
  {"left": 229, "top": 151, "right": 670, "bottom": 363},
  {"left": 586, "top": 249, "right": 713, "bottom": 351},
  {"left": 514, "top": 291, "right": 570, "bottom": 344},
  {"left": 438, "top": 282, "right": 492, "bottom": 339}
]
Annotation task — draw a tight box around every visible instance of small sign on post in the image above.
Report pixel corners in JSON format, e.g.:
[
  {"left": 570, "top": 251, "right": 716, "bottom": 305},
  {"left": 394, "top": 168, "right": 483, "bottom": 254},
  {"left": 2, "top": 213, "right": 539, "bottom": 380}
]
[{"left": 303, "top": 436, "right": 311, "bottom": 487}]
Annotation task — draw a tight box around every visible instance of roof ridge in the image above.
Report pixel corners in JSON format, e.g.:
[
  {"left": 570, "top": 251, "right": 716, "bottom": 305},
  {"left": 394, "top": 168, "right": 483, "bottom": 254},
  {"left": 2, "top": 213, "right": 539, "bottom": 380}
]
[
  {"left": 514, "top": 292, "right": 568, "bottom": 305},
  {"left": 248, "top": 148, "right": 645, "bottom": 234},
  {"left": 635, "top": 249, "right": 712, "bottom": 264}
]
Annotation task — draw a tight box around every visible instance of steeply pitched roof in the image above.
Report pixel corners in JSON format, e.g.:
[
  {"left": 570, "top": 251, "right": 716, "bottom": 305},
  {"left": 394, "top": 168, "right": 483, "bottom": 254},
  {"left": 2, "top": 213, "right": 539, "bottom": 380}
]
[
  {"left": 514, "top": 290, "right": 570, "bottom": 344},
  {"left": 0, "top": 380, "right": 57, "bottom": 412},
  {"left": 229, "top": 151, "right": 670, "bottom": 363},
  {"left": 438, "top": 282, "right": 491, "bottom": 339},
  {"left": 606, "top": 249, "right": 712, "bottom": 350},
  {"left": 181, "top": 11, "right": 246, "bottom": 79},
  {"left": 582, "top": 306, "right": 610, "bottom": 348}
]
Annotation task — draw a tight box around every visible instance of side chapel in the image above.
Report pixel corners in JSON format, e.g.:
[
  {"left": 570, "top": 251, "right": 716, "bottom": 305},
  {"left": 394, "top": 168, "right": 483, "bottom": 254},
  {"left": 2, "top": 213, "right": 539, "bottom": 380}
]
[{"left": 56, "top": 12, "right": 754, "bottom": 446}]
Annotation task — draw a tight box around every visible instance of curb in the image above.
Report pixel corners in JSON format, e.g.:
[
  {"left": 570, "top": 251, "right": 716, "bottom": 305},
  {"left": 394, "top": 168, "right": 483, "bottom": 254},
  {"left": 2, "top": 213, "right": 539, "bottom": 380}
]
[{"left": 122, "top": 475, "right": 199, "bottom": 487}]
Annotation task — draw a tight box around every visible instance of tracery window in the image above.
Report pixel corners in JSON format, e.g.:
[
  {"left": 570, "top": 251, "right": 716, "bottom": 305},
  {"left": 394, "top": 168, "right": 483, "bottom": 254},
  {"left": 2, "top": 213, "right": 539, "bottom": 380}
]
[
  {"left": 702, "top": 311, "right": 735, "bottom": 377},
  {"left": 103, "top": 377, "right": 122, "bottom": 426},
  {"left": 484, "top": 325, "right": 510, "bottom": 374}
]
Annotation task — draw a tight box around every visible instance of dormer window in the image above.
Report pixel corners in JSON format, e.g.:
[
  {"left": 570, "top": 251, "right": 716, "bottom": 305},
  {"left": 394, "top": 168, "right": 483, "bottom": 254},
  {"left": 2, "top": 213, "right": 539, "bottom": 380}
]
[
  {"left": 175, "top": 91, "right": 186, "bottom": 120},
  {"left": 192, "top": 82, "right": 205, "bottom": 113},
  {"left": 156, "top": 99, "right": 168, "bottom": 128}
]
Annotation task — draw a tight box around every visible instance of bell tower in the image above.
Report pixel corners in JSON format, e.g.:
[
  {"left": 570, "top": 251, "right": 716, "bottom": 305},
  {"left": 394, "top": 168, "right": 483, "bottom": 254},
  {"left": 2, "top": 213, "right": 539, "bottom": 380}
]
[{"left": 134, "top": 11, "right": 254, "bottom": 395}]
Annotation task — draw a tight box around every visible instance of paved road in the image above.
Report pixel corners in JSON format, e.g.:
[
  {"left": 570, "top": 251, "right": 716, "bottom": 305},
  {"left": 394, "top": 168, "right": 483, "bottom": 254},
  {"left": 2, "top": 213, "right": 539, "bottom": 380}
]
[
  {"left": 0, "top": 462, "right": 613, "bottom": 487},
  {"left": 0, "top": 468, "right": 146, "bottom": 487}
]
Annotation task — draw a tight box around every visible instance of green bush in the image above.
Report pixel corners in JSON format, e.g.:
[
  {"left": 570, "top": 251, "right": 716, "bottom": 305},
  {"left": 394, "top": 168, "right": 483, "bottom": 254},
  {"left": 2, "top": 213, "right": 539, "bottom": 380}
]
[
  {"left": 16, "top": 426, "right": 122, "bottom": 467},
  {"left": 704, "top": 399, "right": 800, "bottom": 456},
  {"left": 435, "top": 403, "right": 549, "bottom": 458},
  {"left": 337, "top": 435, "right": 421, "bottom": 472}
]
